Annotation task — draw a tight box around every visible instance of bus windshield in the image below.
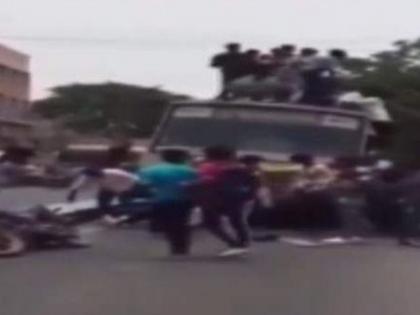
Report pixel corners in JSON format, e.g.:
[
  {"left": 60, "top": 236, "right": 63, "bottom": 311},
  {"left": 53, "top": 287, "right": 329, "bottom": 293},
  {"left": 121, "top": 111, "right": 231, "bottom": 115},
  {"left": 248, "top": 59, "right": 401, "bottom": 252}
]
[{"left": 155, "top": 105, "right": 366, "bottom": 157}]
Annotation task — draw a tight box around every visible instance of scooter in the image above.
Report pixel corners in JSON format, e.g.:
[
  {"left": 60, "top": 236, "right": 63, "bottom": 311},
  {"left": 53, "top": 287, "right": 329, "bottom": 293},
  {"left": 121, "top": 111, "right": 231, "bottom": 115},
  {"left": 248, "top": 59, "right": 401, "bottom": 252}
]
[{"left": 0, "top": 205, "right": 88, "bottom": 257}]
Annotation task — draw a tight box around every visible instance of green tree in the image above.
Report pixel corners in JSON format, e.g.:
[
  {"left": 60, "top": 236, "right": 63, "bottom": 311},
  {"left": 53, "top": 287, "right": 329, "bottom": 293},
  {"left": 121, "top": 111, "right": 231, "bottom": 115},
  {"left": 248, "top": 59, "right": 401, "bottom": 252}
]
[
  {"left": 33, "top": 83, "right": 189, "bottom": 137},
  {"left": 345, "top": 39, "right": 420, "bottom": 164}
]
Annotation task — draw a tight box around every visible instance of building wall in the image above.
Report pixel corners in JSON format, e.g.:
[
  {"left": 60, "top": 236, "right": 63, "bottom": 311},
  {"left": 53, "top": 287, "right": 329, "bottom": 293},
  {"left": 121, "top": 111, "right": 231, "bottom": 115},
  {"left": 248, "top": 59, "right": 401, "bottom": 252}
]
[
  {"left": 0, "top": 44, "right": 32, "bottom": 144},
  {"left": 0, "top": 44, "right": 30, "bottom": 109},
  {"left": 0, "top": 121, "right": 32, "bottom": 140}
]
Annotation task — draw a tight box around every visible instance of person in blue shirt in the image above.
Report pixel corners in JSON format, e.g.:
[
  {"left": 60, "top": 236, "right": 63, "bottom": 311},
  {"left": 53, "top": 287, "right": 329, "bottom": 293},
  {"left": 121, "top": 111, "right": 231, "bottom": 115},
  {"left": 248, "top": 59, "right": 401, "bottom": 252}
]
[{"left": 140, "top": 149, "right": 198, "bottom": 256}]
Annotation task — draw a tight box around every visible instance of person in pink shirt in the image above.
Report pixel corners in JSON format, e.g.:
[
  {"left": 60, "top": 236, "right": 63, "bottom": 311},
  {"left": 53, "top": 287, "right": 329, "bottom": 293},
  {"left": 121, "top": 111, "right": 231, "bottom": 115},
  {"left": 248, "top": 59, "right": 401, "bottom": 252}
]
[
  {"left": 197, "top": 146, "right": 258, "bottom": 257},
  {"left": 198, "top": 146, "right": 237, "bottom": 181}
]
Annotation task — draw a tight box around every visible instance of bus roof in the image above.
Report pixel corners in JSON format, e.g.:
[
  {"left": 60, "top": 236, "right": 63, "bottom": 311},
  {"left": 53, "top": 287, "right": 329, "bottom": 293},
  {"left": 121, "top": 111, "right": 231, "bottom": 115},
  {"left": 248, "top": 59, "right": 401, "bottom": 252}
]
[{"left": 169, "top": 99, "right": 369, "bottom": 120}]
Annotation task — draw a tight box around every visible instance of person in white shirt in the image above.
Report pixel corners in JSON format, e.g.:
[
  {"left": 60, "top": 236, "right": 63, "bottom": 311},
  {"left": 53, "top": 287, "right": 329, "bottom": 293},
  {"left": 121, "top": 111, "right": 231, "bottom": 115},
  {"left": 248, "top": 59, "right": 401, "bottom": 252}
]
[
  {"left": 297, "top": 47, "right": 319, "bottom": 71},
  {"left": 67, "top": 168, "right": 147, "bottom": 219}
]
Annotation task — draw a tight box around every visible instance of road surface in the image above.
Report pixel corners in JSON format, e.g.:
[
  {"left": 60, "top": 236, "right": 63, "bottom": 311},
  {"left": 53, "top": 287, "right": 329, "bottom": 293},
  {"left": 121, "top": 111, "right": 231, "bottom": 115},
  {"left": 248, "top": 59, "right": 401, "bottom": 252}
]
[{"left": 1, "top": 188, "right": 420, "bottom": 315}]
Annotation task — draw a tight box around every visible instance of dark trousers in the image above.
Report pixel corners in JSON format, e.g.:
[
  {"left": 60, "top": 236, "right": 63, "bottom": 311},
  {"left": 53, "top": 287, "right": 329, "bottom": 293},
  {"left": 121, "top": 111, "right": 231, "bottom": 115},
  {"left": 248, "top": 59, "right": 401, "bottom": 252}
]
[
  {"left": 153, "top": 201, "right": 193, "bottom": 255},
  {"left": 97, "top": 189, "right": 119, "bottom": 216},
  {"left": 218, "top": 75, "right": 236, "bottom": 100},
  {"left": 203, "top": 201, "right": 253, "bottom": 248},
  {"left": 396, "top": 203, "right": 420, "bottom": 242},
  {"left": 301, "top": 70, "right": 335, "bottom": 106}
]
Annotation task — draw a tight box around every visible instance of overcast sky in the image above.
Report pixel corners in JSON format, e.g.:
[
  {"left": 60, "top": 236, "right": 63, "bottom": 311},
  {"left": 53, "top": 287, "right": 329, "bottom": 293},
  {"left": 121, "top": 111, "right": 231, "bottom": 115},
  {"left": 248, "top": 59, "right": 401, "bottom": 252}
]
[{"left": 2, "top": 0, "right": 420, "bottom": 99}]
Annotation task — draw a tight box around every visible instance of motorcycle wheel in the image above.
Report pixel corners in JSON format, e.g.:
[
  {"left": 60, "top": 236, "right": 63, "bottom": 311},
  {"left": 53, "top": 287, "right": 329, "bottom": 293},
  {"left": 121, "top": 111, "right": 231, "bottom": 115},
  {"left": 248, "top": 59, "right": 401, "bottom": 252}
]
[{"left": 0, "top": 230, "right": 27, "bottom": 257}]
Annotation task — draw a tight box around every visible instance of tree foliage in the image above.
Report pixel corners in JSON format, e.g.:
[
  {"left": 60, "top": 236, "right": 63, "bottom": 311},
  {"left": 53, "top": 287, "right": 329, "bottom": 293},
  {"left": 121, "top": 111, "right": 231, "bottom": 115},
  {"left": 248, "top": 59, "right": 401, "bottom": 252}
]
[
  {"left": 33, "top": 83, "right": 188, "bottom": 137},
  {"left": 344, "top": 38, "right": 420, "bottom": 164}
]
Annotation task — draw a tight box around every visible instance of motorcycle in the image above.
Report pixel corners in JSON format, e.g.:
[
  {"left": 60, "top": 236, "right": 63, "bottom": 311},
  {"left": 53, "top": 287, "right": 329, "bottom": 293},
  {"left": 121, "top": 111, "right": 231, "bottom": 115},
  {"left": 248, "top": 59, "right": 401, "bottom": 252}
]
[{"left": 0, "top": 205, "right": 88, "bottom": 257}]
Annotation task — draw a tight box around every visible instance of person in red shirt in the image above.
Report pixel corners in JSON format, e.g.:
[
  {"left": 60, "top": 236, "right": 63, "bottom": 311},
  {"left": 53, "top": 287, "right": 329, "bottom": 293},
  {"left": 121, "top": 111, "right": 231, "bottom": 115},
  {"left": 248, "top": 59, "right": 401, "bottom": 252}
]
[
  {"left": 198, "top": 146, "right": 237, "bottom": 180},
  {"left": 197, "top": 146, "right": 258, "bottom": 257}
]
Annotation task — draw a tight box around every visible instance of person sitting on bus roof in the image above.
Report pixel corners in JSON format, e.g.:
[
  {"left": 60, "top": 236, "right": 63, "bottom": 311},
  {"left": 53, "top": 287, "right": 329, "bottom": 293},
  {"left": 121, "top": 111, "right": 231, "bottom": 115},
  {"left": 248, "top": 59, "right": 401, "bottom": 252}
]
[
  {"left": 211, "top": 42, "right": 244, "bottom": 99},
  {"left": 278, "top": 44, "right": 297, "bottom": 64},
  {"left": 239, "top": 49, "right": 261, "bottom": 77},
  {"left": 297, "top": 47, "right": 319, "bottom": 70},
  {"left": 255, "top": 54, "right": 277, "bottom": 77},
  {"left": 273, "top": 60, "right": 304, "bottom": 102},
  {"left": 326, "top": 49, "right": 349, "bottom": 75},
  {"left": 299, "top": 48, "right": 348, "bottom": 106},
  {"left": 315, "top": 49, "right": 350, "bottom": 105},
  {"left": 271, "top": 47, "right": 283, "bottom": 67}
]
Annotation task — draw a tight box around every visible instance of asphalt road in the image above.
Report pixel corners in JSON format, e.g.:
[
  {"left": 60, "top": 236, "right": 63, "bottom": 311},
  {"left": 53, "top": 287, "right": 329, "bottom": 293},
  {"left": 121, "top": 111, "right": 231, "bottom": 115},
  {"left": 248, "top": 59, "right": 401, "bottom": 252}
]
[{"left": 1, "top": 188, "right": 420, "bottom": 315}]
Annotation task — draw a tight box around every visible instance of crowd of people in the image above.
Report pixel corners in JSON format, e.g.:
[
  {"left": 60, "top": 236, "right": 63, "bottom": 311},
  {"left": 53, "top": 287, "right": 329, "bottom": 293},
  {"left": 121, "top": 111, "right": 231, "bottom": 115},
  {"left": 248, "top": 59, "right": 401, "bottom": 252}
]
[
  {"left": 211, "top": 42, "right": 351, "bottom": 105},
  {"left": 68, "top": 146, "right": 261, "bottom": 257},
  {"left": 3, "top": 141, "right": 420, "bottom": 253},
  {"left": 64, "top": 143, "right": 420, "bottom": 256}
]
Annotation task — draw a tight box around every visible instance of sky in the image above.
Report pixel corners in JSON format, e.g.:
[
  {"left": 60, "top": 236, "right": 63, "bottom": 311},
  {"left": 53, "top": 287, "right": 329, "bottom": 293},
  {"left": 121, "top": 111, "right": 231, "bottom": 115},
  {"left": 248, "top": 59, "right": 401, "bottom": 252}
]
[{"left": 1, "top": 0, "right": 420, "bottom": 100}]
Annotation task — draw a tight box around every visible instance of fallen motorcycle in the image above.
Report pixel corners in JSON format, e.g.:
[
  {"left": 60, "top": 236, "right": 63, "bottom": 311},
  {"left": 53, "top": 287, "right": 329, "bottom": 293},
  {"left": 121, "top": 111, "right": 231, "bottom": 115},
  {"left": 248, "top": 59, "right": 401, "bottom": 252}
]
[{"left": 0, "top": 206, "right": 88, "bottom": 257}]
